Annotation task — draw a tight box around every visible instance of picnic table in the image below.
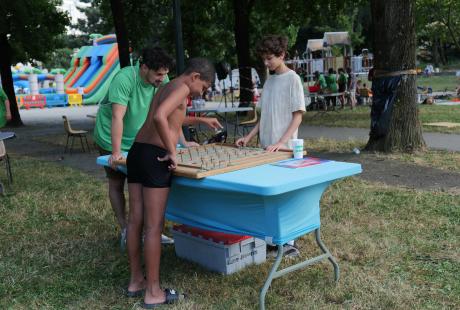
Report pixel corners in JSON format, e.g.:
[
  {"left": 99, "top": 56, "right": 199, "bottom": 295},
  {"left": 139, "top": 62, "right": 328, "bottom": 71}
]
[
  {"left": 307, "top": 92, "right": 346, "bottom": 115},
  {"left": 187, "top": 101, "right": 253, "bottom": 140},
  {"left": 97, "top": 154, "right": 362, "bottom": 309}
]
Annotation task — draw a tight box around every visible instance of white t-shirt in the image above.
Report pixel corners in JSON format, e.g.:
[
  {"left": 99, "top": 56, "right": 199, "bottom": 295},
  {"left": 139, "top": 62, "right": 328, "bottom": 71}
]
[{"left": 259, "top": 70, "right": 306, "bottom": 149}]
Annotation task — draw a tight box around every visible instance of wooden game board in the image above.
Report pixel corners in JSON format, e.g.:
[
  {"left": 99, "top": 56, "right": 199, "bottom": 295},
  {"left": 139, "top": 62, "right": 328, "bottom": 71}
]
[
  {"left": 114, "top": 144, "right": 303, "bottom": 179},
  {"left": 175, "top": 144, "right": 296, "bottom": 178}
]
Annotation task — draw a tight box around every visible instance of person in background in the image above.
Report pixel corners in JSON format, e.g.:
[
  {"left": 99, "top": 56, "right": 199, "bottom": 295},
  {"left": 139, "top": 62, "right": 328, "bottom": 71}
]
[
  {"left": 325, "top": 68, "right": 338, "bottom": 109},
  {"left": 0, "top": 87, "right": 12, "bottom": 128},
  {"left": 346, "top": 67, "right": 356, "bottom": 109},
  {"left": 337, "top": 68, "right": 348, "bottom": 108}
]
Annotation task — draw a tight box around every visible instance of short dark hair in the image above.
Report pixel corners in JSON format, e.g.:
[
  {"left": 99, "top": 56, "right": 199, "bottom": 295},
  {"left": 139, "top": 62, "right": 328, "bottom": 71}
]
[
  {"left": 140, "top": 46, "right": 174, "bottom": 71},
  {"left": 256, "top": 35, "right": 288, "bottom": 57},
  {"left": 184, "top": 58, "right": 215, "bottom": 83}
]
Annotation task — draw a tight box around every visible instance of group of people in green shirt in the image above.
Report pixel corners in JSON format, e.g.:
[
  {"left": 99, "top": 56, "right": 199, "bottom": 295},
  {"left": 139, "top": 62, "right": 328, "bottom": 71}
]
[{"left": 313, "top": 67, "right": 355, "bottom": 109}]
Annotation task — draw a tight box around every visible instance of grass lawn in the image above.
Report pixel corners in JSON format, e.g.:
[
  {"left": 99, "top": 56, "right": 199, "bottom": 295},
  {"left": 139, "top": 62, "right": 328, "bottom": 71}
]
[
  {"left": 1, "top": 156, "right": 459, "bottom": 309},
  {"left": 416, "top": 75, "right": 459, "bottom": 92},
  {"left": 303, "top": 105, "right": 460, "bottom": 134}
]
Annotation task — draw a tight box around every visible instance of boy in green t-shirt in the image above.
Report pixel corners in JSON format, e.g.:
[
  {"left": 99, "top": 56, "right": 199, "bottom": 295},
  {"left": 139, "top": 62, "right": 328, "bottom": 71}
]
[
  {"left": 0, "top": 87, "right": 12, "bottom": 128},
  {"left": 325, "top": 68, "right": 338, "bottom": 109},
  {"left": 337, "top": 68, "right": 348, "bottom": 108}
]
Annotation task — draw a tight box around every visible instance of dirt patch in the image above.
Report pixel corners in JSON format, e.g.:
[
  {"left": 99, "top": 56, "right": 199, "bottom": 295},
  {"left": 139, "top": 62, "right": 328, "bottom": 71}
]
[{"left": 310, "top": 151, "right": 460, "bottom": 191}]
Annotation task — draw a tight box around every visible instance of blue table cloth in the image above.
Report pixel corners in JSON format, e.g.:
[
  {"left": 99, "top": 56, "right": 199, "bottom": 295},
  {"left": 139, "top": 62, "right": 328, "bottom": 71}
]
[{"left": 97, "top": 155, "right": 361, "bottom": 244}]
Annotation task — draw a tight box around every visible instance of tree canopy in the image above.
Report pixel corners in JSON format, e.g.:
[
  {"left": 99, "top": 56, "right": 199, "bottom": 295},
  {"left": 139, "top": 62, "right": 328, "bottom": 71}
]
[{"left": 0, "top": 0, "right": 69, "bottom": 64}]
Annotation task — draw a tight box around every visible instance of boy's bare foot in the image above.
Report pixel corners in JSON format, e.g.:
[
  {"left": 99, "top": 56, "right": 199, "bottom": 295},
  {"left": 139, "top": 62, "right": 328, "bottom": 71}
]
[
  {"left": 144, "top": 287, "right": 167, "bottom": 305},
  {"left": 143, "top": 288, "right": 186, "bottom": 308},
  {"left": 126, "top": 278, "right": 146, "bottom": 297}
]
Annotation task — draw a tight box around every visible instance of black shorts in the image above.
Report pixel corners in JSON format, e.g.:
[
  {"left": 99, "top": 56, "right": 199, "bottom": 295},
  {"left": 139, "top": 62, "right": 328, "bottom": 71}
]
[{"left": 127, "top": 142, "right": 172, "bottom": 188}]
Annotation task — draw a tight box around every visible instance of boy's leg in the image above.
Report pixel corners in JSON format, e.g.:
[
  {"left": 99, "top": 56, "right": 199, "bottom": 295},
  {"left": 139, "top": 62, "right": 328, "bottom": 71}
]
[
  {"left": 143, "top": 187, "right": 170, "bottom": 304},
  {"left": 108, "top": 176, "right": 127, "bottom": 229},
  {"left": 127, "top": 182, "right": 145, "bottom": 293}
]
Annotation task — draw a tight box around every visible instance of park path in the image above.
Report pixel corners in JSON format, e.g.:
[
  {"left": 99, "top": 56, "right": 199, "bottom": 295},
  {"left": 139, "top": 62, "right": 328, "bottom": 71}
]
[
  {"left": 2, "top": 106, "right": 459, "bottom": 191},
  {"left": 298, "top": 125, "right": 460, "bottom": 152}
]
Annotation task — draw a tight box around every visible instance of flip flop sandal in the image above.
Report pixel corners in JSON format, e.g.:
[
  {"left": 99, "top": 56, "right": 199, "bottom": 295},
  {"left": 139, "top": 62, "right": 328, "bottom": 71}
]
[
  {"left": 125, "top": 288, "right": 144, "bottom": 298},
  {"left": 142, "top": 288, "right": 186, "bottom": 309}
]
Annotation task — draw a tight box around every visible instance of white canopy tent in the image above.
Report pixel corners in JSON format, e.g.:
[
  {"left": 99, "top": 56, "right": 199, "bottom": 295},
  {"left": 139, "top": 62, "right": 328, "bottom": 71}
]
[{"left": 322, "top": 31, "right": 353, "bottom": 56}]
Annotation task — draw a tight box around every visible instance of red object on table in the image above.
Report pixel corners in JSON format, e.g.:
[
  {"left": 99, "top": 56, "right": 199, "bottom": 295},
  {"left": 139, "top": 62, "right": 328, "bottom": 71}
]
[{"left": 309, "top": 85, "right": 320, "bottom": 93}]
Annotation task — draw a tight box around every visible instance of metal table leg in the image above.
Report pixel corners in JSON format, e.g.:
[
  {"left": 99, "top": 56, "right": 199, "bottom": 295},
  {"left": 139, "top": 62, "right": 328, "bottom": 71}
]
[{"left": 259, "top": 228, "right": 339, "bottom": 310}]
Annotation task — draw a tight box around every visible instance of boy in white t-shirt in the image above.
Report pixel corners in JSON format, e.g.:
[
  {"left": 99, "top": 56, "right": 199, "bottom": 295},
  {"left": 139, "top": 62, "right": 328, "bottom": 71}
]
[{"left": 236, "top": 34, "right": 306, "bottom": 257}]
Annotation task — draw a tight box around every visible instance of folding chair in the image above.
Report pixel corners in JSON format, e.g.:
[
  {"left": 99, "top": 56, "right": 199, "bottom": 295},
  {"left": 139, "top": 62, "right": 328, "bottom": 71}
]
[
  {"left": 0, "top": 140, "right": 13, "bottom": 184},
  {"left": 62, "top": 115, "right": 90, "bottom": 153},
  {"left": 234, "top": 105, "right": 259, "bottom": 143}
]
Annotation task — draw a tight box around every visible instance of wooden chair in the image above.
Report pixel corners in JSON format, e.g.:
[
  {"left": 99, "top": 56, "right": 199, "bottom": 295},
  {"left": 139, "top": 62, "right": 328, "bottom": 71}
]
[
  {"left": 234, "top": 105, "right": 259, "bottom": 143},
  {"left": 0, "top": 140, "right": 13, "bottom": 184},
  {"left": 359, "top": 88, "right": 372, "bottom": 105},
  {"left": 62, "top": 115, "right": 90, "bottom": 153}
]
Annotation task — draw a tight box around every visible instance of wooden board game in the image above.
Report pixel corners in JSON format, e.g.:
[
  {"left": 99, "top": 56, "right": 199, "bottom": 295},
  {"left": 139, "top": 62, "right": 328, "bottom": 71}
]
[
  {"left": 114, "top": 144, "right": 303, "bottom": 179},
  {"left": 174, "top": 144, "right": 297, "bottom": 178}
]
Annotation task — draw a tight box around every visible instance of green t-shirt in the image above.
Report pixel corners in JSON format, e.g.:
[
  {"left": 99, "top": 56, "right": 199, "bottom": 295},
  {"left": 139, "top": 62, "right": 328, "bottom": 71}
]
[
  {"left": 0, "top": 88, "right": 8, "bottom": 128},
  {"left": 338, "top": 73, "right": 348, "bottom": 85},
  {"left": 93, "top": 64, "right": 169, "bottom": 152},
  {"left": 325, "top": 74, "right": 338, "bottom": 93},
  {"left": 318, "top": 74, "right": 327, "bottom": 90}
]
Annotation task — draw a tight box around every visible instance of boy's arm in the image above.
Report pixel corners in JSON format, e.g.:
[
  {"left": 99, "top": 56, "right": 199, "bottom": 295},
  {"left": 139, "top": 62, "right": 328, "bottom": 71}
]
[
  {"left": 266, "top": 111, "right": 303, "bottom": 152},
  {"left": 154, "top": 85, "right": 190, "bottom": 168},
  {"left": 235, "top": 121, "right": 260, "bottom": 147},
  {"left": 110, "top": 103, "right": 127, "bottom": 167},
  {"left": 178, "top": 130, "right": 199, "bottom": 147},
  {"left": 184, "top": 116, "right": 223, "bottom": 130},
  {"left": 4, "top": 99, "right": 11, "bottom": 121}
]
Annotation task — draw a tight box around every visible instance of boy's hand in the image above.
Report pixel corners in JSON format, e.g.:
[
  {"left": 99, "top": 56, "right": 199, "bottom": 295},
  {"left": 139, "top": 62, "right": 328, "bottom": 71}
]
[
  {"left": 158, "top": 153, "right": 177, "bottom": 170},
  {"left": 235, "top": 137, "right": 247, "bottom": 147},
  {"left": 202, "top": 117, "right": 223, "bottom": 130},
  {"left": 265, "top": 142, "right": 284, "bottom": 152},
  {"left": 184, "top": 140, "right": 200, "bottom": 148},
  {"left": 6, "top": 112, "right": 12, "bottom": 121},
  {"left": 109, "top": 152, "right": 123, "bottom": 169}
]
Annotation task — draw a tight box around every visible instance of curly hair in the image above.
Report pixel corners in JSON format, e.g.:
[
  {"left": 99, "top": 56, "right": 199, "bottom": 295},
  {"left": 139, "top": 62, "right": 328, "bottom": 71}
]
[
  {"left": 184, "top": 58, "right": 215, "bottom": 83},
  {"left": 256, "top": 35, "right": 288, "bottom": 57},
  {"left": 140, "top": 46, "right": 175, "bottom": 71}
]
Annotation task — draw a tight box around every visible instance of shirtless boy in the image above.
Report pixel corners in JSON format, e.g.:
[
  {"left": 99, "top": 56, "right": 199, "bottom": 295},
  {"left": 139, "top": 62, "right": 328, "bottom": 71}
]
[{"left": 125, "top": 58, "right": 215, "bottom": 308}]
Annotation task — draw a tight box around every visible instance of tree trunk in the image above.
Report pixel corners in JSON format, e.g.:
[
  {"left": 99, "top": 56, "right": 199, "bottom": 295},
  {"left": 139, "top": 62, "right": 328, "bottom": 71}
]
[
  {"left": 440, "top": 41, "right": 447, "bottom": 65},
  {"left": 110, "top": 0, "right": 130, "bottom": 68},
  {"left": 233, "top": 0, "right": 254, "bottom": 108},
  {"left": 432, "top": 38, "right": 440, "bottom": 67},
  {"left": 365, "top": 0, "right": 425, "bottom": 152},
  {"left": 0, "top": 33, "right": 23, "bottom": 126}
]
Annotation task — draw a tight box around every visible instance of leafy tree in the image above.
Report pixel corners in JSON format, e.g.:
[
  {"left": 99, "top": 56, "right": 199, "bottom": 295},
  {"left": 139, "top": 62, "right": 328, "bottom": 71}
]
[
  {"left": 416, "top": 0, "right": 460, "bottom": 66},
  {"left": 0, "top": 0, "right": 69, "bottom": 126}
]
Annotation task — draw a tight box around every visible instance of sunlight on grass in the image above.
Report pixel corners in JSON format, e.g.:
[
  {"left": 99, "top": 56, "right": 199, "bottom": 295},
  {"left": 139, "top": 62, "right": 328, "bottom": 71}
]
[
  {"left": 0, "top": 156, "right": 458, "bottom": 309},
  {"left": 303, "top": 105, "right": 460, "bottom": 134}
]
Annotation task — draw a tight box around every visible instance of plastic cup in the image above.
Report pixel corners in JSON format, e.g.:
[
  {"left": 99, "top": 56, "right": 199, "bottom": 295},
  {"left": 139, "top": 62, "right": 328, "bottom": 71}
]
[{"left": 290, "top": 139, "right": 304, "bottom": 159}]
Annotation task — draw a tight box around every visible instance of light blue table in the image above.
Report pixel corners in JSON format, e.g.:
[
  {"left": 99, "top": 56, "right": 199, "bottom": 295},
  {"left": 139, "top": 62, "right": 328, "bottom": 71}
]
[{"left": 97, "top": 154, "right": 362, "bottom": 309}]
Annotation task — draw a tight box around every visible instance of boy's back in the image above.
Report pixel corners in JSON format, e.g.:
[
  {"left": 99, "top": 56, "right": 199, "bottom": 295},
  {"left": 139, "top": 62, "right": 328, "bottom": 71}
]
[{"left": 136, "top": 80, "right": 188, "bottom": 149}]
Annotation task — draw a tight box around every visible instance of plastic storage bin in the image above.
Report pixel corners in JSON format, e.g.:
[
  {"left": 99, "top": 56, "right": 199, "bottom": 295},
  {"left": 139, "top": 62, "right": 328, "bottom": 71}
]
[{"left": 172, "top": 225, "right": 266, "bottom": 275}]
